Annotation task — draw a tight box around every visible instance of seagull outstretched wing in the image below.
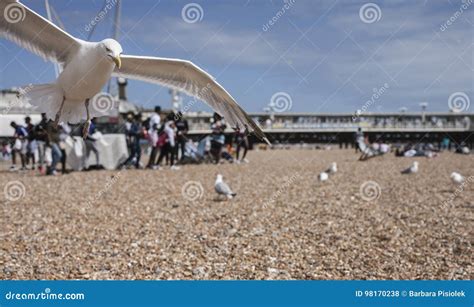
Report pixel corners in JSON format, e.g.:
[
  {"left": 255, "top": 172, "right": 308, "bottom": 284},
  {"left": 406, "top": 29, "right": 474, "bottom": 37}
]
[
  {"left": 0, "top": 0, "right": 81, "bottom": 65},
  {"left": 113, "top": 55, "right": 269, "bottom": 144},
  {"left": 1, "top": 1, "right": 270, "bottom": 144}
]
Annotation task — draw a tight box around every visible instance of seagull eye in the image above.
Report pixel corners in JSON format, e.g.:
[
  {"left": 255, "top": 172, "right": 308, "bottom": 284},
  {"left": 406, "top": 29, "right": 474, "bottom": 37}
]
[{"left": 105, "top": 47, "right": 111, "bottom": 52}]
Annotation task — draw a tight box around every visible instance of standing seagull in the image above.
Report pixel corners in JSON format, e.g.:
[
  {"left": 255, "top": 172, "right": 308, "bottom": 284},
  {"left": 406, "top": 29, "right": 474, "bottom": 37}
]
[
  {"left": 0, "top": 1, "right": 269, "bottom": 142},
  {"left": 401, "top": 161, "right": 418, "bottom": 174},
  {"left": 318, "top": 172, "right": 329, "bottom": 182},
  {"left": 450, "top": 172, "right": 465, "bottom": 184},
  {"left": 326, "top": 162, "right": 337, "bottom": 174},
  {"left": 215, "top": 174, "right": 236, "bottom": 200}
]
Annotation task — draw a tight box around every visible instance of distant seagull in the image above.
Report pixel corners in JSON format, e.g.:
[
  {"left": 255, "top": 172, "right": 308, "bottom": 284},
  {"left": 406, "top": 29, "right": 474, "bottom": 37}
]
[
  {"left": 0, "top": 1, "right": 269, "bottom": 143},
  {"left": 215, "top": 174, "right": 236, "bottom": 200},
  {"left": 326, "top": 162, "right": 337, "bottom": 174},
  {"left": 319, "top": 172, "right": 329, "bottom": 182},
  {"left": 401, "top": 161, "right": 418, "bottom": 174},
  {"left": 450, "top": 172, "right": 465, "bottom": 184}
]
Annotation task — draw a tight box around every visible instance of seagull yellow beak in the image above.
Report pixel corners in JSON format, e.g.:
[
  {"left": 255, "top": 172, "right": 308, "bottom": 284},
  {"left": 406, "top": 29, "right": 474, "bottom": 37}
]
[{"left": 113, "top": 55, "right": 121, "bottom": 69}]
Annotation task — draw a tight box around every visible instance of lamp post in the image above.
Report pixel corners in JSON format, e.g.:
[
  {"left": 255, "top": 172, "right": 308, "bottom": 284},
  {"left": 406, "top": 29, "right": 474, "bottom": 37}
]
[
  {"left": 399, "top": 107, "right": 407, "bottom": 128},
  {"left": 419, "top": 102, "right": 428, "bottom": 126}
]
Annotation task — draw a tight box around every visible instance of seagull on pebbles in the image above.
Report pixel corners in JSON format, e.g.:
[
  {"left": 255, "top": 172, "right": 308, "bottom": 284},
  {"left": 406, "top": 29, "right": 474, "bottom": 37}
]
[
  {"left": 0, "top": 0, "right": 269, "bottom": 142},
  {"left": 215, "top": 174, "right": 236, "bottom": 200},
  {"left": 401, "top": 161, "right": 418, "bottom": 174},
  {"left": 326, "top": 162, "right": 337, "bottom": 174},
  {"left": 450, "top": 172, "right": 465, "bottom": 184},
  {"left": 318, "top": 172, "right": 329, "bottom": 182}
]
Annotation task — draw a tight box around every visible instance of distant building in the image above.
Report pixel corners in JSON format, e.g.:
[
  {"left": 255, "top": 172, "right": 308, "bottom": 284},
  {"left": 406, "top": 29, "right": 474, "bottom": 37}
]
[{"left": 1, "top": 86, "right": 473, "bottom": 147}]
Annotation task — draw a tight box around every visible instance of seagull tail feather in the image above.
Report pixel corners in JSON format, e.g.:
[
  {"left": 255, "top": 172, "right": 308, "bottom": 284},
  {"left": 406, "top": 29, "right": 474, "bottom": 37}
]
[{"left": 19, "top": 83, "right": 63, "bottom": 121}]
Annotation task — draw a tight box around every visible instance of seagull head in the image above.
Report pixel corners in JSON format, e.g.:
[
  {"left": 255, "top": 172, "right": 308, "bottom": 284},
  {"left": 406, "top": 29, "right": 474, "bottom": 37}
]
[
  {"left": 100, "top": 39, "right": 122, "bottom": 69},
  {"left": 216, "top": 174, "right": 223, "bottom": 182}
]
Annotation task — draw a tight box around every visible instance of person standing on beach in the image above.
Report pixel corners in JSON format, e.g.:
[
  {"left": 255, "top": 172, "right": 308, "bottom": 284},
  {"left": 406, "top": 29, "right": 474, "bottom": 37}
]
[
  {"left": 35, "top": 113, "right": 48, "bottom": 174},
  {"left": 175, "top": 112, "right": 189, "bottom": 161},
  {"left": 10, "top": 121, "right": 28, "bottom": 171},
  {"left": 45, "top": 120, "right": 62, "bottom": 175},
  {"left": 24, "top": 116, "right": 37, "bottom": 170},
  {"left": 149, "top": 106, "right": 161, "bottom": 133},
  {"left": 146, "top": 122, "right": 160, "bottom": 168},
  {"left": 121, "top": 114, "right": 143, "bottom": 169},
  {"left": 234, "top": 125, "right": 249, "bottom": 163},
  {"left": 59, "top": 123, "right": 71, "bottom": 174},
  {"left": 156, "top": 115, "right": 179, "bottom": 170},
  {"left": 354, "top": 127, "right": 364, "bottom": 153},
  {"left": 210, "top": 113, "right": 226, "bottom": 164},
  {"left": 147, "top": 106, "right": 161, "bottom": 168}
]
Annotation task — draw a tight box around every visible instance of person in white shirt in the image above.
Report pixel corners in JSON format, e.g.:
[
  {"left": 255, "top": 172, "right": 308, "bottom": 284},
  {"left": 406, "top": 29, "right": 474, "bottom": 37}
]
[
  {"left": 149, "top": 106, "right": 161, "bottom": 132},
  {"left": 156, "top": 116, "right": 179, "bottom": 170},
  {"left": 147, "top": 106, "right": 161, "bottom": 168},
  {"left": 146, "top": 122, "right": 160, "bottom": 168}
]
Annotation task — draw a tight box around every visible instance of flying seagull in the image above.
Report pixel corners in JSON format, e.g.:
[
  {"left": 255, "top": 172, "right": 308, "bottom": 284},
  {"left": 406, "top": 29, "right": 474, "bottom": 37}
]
[
  {"left": 401, "top": 161, "right": 418, "bottom": 174},
  {"left": 215, "top": 174, "right": 236, "bottom": 200},
  {"left": 0, "top": 0, "right": 269, "bottom": 143}
]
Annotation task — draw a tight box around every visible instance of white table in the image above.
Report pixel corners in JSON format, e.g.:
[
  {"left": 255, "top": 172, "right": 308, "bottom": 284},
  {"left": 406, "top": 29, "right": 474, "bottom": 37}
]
[{"left": 65, "top": 134, "right": 128, "bottom": 171}]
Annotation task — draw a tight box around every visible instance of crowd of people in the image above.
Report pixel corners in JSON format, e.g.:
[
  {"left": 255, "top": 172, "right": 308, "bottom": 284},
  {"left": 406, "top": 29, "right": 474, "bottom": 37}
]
[
  {"left": 4, "top": 110, "right": 470, "bottom": 173},
  {"left": 2, "top": 114, "right": 74, "bottom": 175},
  {"left": 120, "top": 107, "right": 250, "bottom": 170},
  {"left": 354, "top": 127, "right": 471, "bottom": 161},
  {"left": 1, "top": 106, "right": 252, "bottom": 175}
]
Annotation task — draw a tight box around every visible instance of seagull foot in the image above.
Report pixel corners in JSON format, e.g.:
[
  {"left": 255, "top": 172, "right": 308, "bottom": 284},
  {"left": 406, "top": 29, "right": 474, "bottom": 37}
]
[{"left": 82, "top": 120, "right": 91, "bottom": 139}]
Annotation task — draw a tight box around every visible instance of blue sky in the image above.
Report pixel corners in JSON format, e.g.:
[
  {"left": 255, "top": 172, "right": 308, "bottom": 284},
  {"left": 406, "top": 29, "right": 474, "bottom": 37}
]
[{"left": 0, "top": 0, "right": 473, "bottom": 113}]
